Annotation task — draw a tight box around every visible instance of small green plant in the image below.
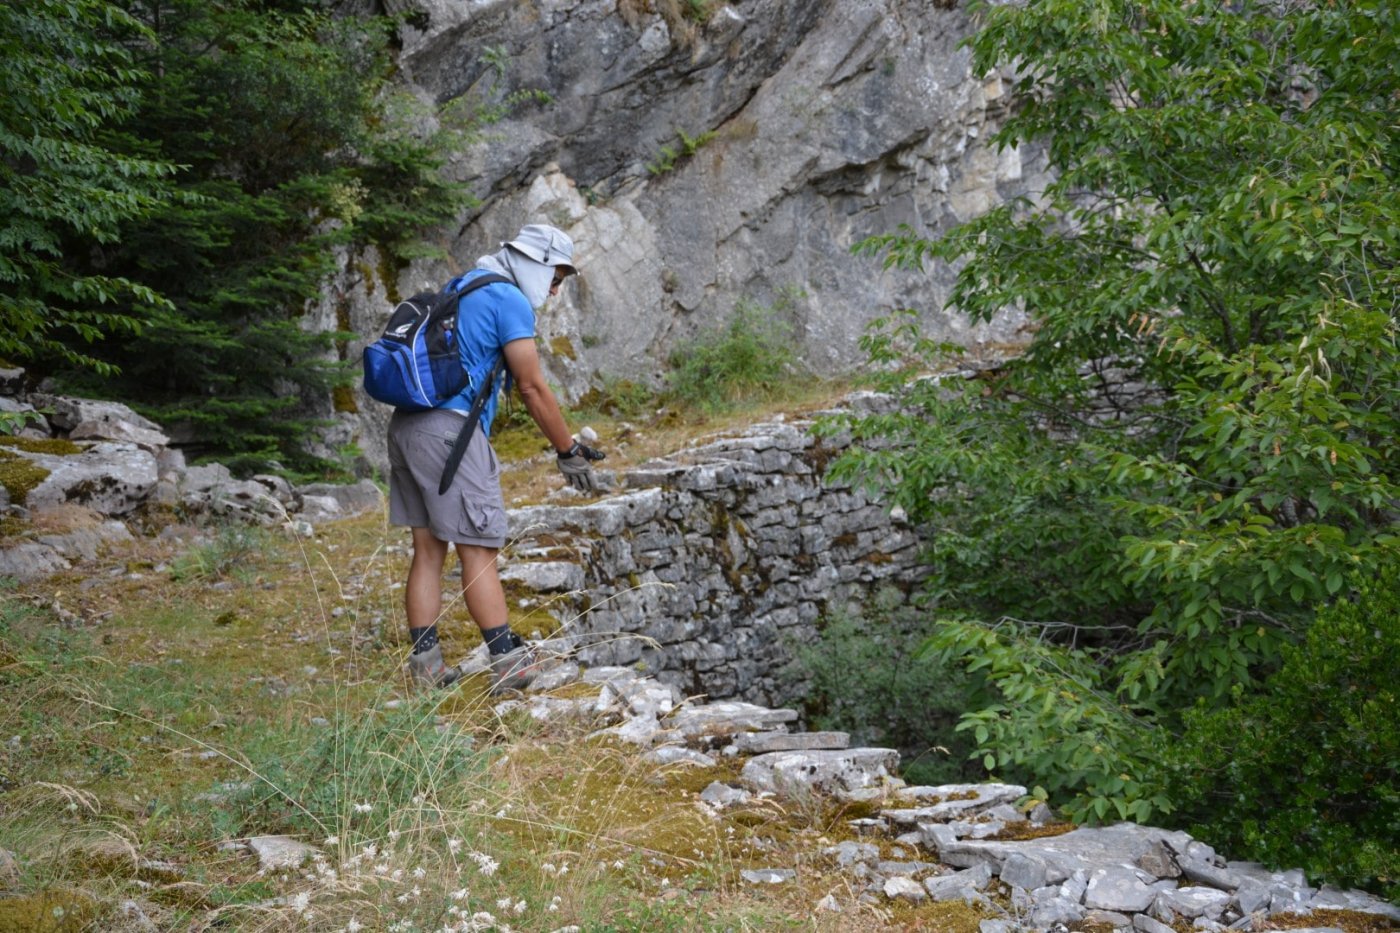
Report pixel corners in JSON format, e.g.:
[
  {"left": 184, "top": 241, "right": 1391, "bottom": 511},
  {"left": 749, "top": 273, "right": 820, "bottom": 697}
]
[
  {"left": 664, "top": 290, "right": 805, "bottom": 413},
  {"left": 676, "top": 127, "right": 715, "bottom": 155},
  {"left": 0, "top": 410, "right": 42, "bottom": 437},
  {"left": 169, "top": 524, "right": 273, "bottom": 582},
  {"left": 646, "top": 127, "right": 717, "bottom": 175},
  {"left": 573, "top": 377, "right": 658, "bottom": 421},
  {"left": 217, "top": 699, "right": 488, "bottom": 846},
  {"left": 682, "top": 0, "right": 711, "bottom": 22},
  {"left": 646, "top": 144, "right": 678, "bottom": 175}
]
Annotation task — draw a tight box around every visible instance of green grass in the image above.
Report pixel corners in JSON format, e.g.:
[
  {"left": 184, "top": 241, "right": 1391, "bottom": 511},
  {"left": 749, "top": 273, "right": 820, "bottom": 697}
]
[{"left": 0, "top": 404, "right": 979, "bottom": 932}]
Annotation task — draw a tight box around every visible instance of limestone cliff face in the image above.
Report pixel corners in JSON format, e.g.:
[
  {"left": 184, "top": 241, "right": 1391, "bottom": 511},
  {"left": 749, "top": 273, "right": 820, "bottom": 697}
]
[{"left": 314, "top": 0, "right": 1042, "bottom": 474}]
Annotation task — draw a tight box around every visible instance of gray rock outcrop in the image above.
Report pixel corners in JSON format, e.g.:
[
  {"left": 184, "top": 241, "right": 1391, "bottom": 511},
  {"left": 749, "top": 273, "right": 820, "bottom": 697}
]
[
  {"left": 315, "top": 0, "right": 1043, "bottom": 476},
  {"left": 0, "top": 376, "right": 385, "bottom": 582}
]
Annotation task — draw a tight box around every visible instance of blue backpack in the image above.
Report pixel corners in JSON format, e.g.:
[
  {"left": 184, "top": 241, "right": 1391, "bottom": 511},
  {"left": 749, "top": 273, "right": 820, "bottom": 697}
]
[{"left": 362, "top": 273, "right": 510, "bottom": 411}]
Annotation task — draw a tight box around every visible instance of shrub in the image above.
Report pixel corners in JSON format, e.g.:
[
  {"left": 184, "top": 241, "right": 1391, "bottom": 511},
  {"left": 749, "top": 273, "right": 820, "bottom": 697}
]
[
  {"left": 665, "top": 293, "right": 802, "bottom": 413},
  {"left": 169, "top": 524, "right": 274, "bottom": 582},
  {"left": 787, "top": 593, "right": 979, "bottom": 786},
  {"left": 1161, "top": 567, "right": 1400, "bottom": 899}
]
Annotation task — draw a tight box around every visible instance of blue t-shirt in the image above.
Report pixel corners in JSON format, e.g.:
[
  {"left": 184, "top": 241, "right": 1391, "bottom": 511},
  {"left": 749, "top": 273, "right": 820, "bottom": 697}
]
[{"left": 439, "top": 270, "right": 535, "bottom": 436}]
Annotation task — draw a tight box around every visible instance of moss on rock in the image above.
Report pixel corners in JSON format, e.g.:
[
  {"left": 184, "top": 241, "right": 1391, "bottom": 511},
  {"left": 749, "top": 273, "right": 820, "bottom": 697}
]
[
  {"left": 0, "top": 889, "right": 104, "bottom": 933},
  {"left": 548, "top": 335, "right": 577, "bottom": 361},
  {"left": 0, "top": 437, "right": 82, "bottom": 456},
  {"left": 0, "top": 451, "right": 50, "bottom": 506}
]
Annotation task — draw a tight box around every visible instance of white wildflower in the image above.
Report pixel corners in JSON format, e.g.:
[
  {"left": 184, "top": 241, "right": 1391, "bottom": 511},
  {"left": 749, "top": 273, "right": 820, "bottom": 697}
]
[
  {"left": 541, "top": 862, "right": 556, "bottom": 875},
  {"left": 345, "top": 919, "right": 363, "bottom": 933},
  {"left": 496, "top": 897, "right": 512, "bottom": 911},
  {"left": 291, "top": 892, "right": 311, "bottom": 914},
  {"left": 448, "top": 838, "right": 463, "bottom": 852},
  {"left": 413, "top": 866, "right": 427, "bottom": 879},
  {"left": 512, "top": 899, "right": 526, "bottom": 916},
  {"left": 353, "top": 802, "right": 373, "bottom": 814},
  {"left": 324, "top": 835, "right": 340, "bottom": 846},
  {"left": 470, "top": 852, "right": 498, "bottom": 876},
  {"left": 451, "top": 888, "right": 469, "bottom": 901},
  {"left": 391, "top": 868, "right": 404, "bottom": 881},
  {"left": 396, "top": 893, "right": 409, "bottom": 904},
  {"left": 388, "top": 829, "right": 400, "bottom": 842}
]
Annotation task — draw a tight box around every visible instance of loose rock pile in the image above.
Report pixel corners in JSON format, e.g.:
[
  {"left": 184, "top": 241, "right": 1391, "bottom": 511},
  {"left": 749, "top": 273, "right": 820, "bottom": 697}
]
[
  {"left": 0, "top": 370, "right": 382, "bottom": 582},
  {"left": 474, "top": 654, "right": 1399, "bottom": 933}
]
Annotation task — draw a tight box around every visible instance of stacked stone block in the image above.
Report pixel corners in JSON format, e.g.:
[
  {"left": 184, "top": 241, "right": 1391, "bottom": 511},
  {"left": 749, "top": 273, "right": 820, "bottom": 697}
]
[{"left": 505, "top": 417, "right": 924, "bottom": 706}]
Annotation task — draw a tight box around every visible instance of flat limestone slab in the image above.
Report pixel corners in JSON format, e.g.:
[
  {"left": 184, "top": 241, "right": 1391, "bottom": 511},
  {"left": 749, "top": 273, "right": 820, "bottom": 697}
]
[
  {"left": 741, "top": 747, "right": 899, "bottom": 796},
  {"left": 667, "top": 702, "right": 799, "bottom": 737},
  {"left": 732, "top": 730, "right": 850, "bottom": 753}
]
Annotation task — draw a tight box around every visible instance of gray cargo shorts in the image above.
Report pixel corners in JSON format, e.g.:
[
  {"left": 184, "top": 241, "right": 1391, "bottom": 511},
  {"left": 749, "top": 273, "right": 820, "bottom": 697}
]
[{"left": 387, "top": 409, "right": 508, "bottom": 548}]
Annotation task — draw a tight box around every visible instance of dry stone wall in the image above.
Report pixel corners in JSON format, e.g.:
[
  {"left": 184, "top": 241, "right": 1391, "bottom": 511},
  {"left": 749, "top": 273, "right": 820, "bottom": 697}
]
[{"left": 501, "top": 393, "right": 921, "bottom": 708}]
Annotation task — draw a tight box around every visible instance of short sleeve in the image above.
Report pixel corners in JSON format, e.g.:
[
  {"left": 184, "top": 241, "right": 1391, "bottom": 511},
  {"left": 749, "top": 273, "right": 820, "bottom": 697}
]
[{"left": 494, "top": 285, "right": 535, "bottom": 345}]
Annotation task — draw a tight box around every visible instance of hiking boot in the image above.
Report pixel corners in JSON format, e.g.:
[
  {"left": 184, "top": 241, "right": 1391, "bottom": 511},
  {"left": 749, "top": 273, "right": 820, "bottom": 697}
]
[
  {"left": 407, "top": 644, "right": 461, "bottom": 690},
  {"left": 489, "top": 642, "right": 545, "bottom": 694}
]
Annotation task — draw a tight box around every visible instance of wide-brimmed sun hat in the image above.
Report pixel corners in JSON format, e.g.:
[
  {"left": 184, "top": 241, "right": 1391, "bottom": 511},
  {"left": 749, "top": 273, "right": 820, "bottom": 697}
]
[{"left": 503, "top": 224, "right": 577, "bottom": 276}]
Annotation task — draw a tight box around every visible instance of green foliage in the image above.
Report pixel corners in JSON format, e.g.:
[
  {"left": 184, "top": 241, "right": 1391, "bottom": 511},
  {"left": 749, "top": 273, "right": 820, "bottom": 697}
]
[
  {"left": 928, "top": 617, "right": 1174, "bottom": 824},
  {"left": 646, "top": 127, "right": 717, "bottom": 175},
  {"left": 7, "top": 1, "right": 530, "bottom": 475},
  {"left": 788, "top": 592, "right": 978, "bottom": 785},
  {"left": 1163, "top": 568, "right": 1400, "bottom": 898},
  {"left": 574, "top": 376, "right": 660, "bottom": 421},
  {"left": 0, "top": 410, "right": 43, "bottom": 438},
  {"left": 42, "top": 2, "right": 462, "bottom": 474},
  {"left": 832, "top": 0, "right": 1400, "bottom": 825},
  {"left": 0, "top": 0, "right": 178, "bottom": 373},
  {"left": 665, "top": 290, "right": 804, "bottom": 413},
  {"left": 681, "top": 0, "right": 713, "bottom": 23}
]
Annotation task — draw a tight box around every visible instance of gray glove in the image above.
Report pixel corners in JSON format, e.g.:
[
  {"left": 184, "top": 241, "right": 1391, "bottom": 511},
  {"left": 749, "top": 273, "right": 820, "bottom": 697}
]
[{"left": 557, "top": 441, "right": 605, "bottom": 491}]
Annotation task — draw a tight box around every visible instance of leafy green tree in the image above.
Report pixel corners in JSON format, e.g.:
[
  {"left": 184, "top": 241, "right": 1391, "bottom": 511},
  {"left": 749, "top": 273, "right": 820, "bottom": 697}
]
[
  {"left": 0, "top": 0, "right": 177, "bottom": 372},
  {"left": 830, "top": 0, "right": 1399, "bottom": 834}
]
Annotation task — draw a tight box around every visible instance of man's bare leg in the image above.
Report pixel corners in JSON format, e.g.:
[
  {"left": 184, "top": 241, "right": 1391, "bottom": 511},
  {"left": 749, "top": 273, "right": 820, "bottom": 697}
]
[
  {"left": 404, "top": 527, "right": 459, "bottom": 687},
  {"left": 455, "top": 543, "right": 508, "bottom": 631}
]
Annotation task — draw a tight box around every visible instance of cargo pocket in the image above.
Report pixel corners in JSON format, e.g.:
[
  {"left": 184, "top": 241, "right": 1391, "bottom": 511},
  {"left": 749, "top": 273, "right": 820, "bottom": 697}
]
[{"left": 457, "top": 494, "right": 506, "bottom": 542}]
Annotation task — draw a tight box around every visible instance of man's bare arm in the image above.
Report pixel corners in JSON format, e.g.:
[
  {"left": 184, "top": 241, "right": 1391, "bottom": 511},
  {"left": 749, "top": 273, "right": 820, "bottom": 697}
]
[{"left": 502, "top": 337, "right": 574, "bottom": 453}]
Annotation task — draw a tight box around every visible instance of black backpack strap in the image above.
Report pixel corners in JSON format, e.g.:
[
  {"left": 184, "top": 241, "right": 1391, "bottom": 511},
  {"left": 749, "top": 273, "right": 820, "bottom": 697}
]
[
  {"left": 438, "top": 354, "right": 505, "bottom": 495},
  {"left": 446, "top": 271, "right": 512, "bottom": 300},
  {"left": 436, "top": 272, "right": 514, "bottom": 496}
]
